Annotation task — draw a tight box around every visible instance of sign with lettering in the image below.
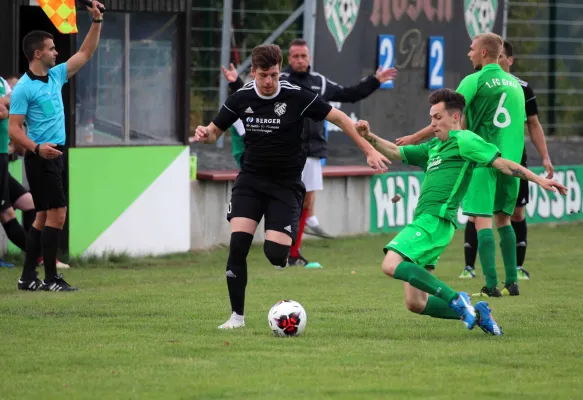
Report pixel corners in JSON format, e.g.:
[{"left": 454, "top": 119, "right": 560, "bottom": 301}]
[
  {"left": 370, "top": 165, "right": 583, "bottom": 233},
  {"left": 314, "top": 1, "right": 504, "bottom": 165}
]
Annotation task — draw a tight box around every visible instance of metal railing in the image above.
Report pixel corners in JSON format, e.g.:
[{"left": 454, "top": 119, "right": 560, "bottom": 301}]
[
  {"left": 506, "top": 0, "right": 583, "bottom": 136},
  {"left": 190, "top": 0, "right": 304, "bottom": 136}
]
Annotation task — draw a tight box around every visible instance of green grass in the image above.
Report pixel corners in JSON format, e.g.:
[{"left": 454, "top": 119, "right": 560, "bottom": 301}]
[{"left": 1, "top": 224, "right": 583, "bottom": 399}]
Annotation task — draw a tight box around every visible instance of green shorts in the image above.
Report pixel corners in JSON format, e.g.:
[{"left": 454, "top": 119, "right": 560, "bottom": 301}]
[
  {"left": 462, "top": 167, "right": 520, "bottom": 217},
  {"left": 384, "top": 214, "right": 455, "bottom": 268}
]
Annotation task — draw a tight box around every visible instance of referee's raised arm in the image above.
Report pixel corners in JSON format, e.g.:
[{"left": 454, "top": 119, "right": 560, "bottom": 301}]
[{"left": 66, "top": 1, "right": 104, "bottom": 79}]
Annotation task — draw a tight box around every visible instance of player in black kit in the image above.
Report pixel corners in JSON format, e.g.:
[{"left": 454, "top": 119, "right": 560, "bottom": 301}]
[{"left": 190, "top": 44, "right": 389, "bottom": 329}]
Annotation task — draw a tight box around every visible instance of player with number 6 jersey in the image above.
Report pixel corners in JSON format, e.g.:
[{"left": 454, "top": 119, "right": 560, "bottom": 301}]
[
  {"left": 456, "top": 33, "right": 526, "bottom": 298},
  {"left": 456, "top": 55, "right": 525, "bottom": 165}
]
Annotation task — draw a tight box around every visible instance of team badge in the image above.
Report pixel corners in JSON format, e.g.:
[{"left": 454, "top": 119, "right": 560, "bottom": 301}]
[
  {"left": 274, "top": 102, "right": 287, "bottom": 116},
  {"left": 464, "top": 0, "right": 498, "bottom": 39},
  {"left": 324, "top": 0, "right": 361, "bottom": 52}
]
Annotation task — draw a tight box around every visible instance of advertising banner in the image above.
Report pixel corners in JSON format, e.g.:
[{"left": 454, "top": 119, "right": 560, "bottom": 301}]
[{"left": 370, "top": 165, "right": 583, "bottom": 233}]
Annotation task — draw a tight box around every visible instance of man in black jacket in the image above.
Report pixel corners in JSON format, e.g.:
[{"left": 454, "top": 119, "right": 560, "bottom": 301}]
[{"left": 223, "top": 38, "right": 396, "bottom": 267}]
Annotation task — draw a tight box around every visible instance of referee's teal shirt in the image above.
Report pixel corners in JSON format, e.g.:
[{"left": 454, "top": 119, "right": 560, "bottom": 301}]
[{"left": 9, "top": 63, "right": 68, "bottom": 145}]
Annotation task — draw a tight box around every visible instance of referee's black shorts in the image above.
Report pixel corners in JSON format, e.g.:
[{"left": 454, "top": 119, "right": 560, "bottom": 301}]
[
  {"left": 516, "top": 151, "right": 529, "bottom": 207},
  {"left": 8, "top": 173, "right": 29, "bottom": 205},
  {"left": 24, "top": 145, "right": 67, "bottom": 211},
  {"left": 227, "top": 172, "right": 306, "bottom": 242}
]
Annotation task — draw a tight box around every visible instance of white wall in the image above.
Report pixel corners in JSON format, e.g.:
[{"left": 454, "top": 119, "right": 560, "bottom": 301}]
[{"left": 190, "top": 175, "right": 370, "bottom": 250}]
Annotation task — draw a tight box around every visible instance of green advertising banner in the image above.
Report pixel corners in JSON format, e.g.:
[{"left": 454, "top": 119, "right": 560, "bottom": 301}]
[{"left": 370, "top": 165, "right": 583, "bottom": 233}]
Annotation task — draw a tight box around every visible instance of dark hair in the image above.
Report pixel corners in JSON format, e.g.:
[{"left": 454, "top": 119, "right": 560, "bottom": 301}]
[
  {"left": 429, "top": 88, "right": 466, "bottom": 114},
  {"left": 5, "top": 73, "right": 22, "bottom": 81},
  {"left": 22, "top": 30, "right": 54, "bottom": 62},
  {"left": 251, "top": 44, "right": 283, "bottom": 71},
  {"left": 503, "top": 40, "right": 513, "bottom": 57},
  {"left": 289, "top": 38, "right": 308, "bottom": 48}
]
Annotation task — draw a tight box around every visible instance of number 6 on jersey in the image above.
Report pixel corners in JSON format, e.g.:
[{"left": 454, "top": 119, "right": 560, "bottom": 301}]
[
  {"left": 377, "top": 35, "right": 395, "bottom": 89},
  {"left": 427, "top": 37, "right": 444, "bottom": 89}
]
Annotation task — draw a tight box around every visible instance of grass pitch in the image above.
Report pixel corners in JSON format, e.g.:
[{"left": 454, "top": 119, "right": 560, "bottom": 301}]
[{"left": 1, "top": 224, "right": 582, "bottom": 399}]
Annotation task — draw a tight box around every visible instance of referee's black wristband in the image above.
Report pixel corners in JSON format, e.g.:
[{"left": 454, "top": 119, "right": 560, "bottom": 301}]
[
  {"left": 93, "top": 19, "right": 103, "bottom": 23},
  {"left": 34, "top": 144, "right": 40, "bottom": 155}
]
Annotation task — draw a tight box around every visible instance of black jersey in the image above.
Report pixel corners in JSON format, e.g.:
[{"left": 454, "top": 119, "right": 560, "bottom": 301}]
[
  {"left": 213, "top": 80, "right": 332, "bottom": 180},
  {"left": 512, "top": 74, "right": 539, "bottom": 160},
  {"left": 512, "top": 74, "right": 538, "bottom": 117}
]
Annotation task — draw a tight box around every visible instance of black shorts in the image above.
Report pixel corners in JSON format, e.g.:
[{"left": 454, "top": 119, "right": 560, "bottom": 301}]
[
  {"left": 8, "top": 173, "right": 29, "bottom": 205},
  {"left": 24, "top": 146, "right": 67, "bottom": 212},
  {"left": 227, "top": 173, "right": 306, "bottom": 242},
  {"left": 516, "top": 151, "right": 529, "bottom": 207},
  {"left": 0, "top": 154, "right": 10, "bottom": 212}
]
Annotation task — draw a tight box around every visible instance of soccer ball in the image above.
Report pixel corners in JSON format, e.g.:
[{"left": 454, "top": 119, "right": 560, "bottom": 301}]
[{"left": 268, "top": 300, "right": 307, "bottom": 337}]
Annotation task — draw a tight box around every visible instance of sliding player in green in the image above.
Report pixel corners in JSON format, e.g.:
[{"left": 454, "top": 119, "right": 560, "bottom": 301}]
[{"left": 356, "top": 88, "right": 566, "bottom": 336}]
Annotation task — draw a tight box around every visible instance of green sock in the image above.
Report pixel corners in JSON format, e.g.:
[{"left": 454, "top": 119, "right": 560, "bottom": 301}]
[
  {"left": 394, "top": 261, "right": 458, "bottom": 304},
  {"left": 422, "top": 295, "right": 460, "bottom": 320},
  {"left": 498, "top": 225, "right": 518, "bottom": 285},
  {"left": 478, "top": 229, "right": 498, "bottom": 290}
]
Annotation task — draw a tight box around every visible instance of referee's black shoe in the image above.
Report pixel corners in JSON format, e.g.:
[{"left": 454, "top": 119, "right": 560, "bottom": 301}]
[
  {"left": 40, "top": 274, "right": 79, "bottom": 292},
  {"left": 17, "top": 271, "right": 43, "bottom": 291}
]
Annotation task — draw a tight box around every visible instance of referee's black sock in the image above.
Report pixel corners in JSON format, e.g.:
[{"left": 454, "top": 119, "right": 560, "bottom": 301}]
[
  {"left": 23, "top": 209, "right": 36, "bottom": 232},
  {"left": 512, "top": 219, "right": 528, "bottom": 267},
  {"left": 226, "top": 232, "right": 253, "bottom": 315},
  {"left": 41, "top": 226, "right": 62, "bottom": 281},
  {"left": 21, "top": 227, "right": 42, "bottom": 281},
  {"left": 2, "top": 218, "right": 27, "bottom": 252},
  {"left": 464, "top": 221, "right": 478, "bottom": 268}
]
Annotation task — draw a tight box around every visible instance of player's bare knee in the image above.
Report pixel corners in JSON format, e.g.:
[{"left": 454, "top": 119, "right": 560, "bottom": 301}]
[
  {"left": 511, "top": 206, "right": 525, "bottom": 221},
  {"left": 13, "top": 193, "right": 34, "bottom": 211},
  {"left": 381, "top": 251, "right": 401, "bottom": 277},
  {"left": 33, "top": 211, "right": 47, "bottom": 229},
  {"left": 264, "top": 240, "right": 290, "bottom": 267},
  {"left": 405, "top": 298, "right": 426, "bottom": 314},
  {"left": 0, "top": 207, "right": 17, "bottom": 223},
  {"left": 46, "top": 208, "right": 67, "bottom": 228},
  {"left": 494, "top": 213, "right": 511, "bottom": 228}
]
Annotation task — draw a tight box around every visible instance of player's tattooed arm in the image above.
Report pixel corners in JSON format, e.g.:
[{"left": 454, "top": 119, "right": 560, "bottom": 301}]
[
  {"left": 492, "top": 157, "right": 567, "bottom": 195},
  {"left": 355, "top": 120, "right": 403, "bottom": 161}
]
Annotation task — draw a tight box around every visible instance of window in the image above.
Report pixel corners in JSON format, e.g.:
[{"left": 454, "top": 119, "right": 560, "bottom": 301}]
[{"left": 75, "top": 12, "right": 180, "bottom": 146}]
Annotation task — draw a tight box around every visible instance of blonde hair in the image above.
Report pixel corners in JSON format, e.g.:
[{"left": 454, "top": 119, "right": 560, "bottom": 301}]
[{"left": 474, "top": 33, "right": 504, "bottom": 60}]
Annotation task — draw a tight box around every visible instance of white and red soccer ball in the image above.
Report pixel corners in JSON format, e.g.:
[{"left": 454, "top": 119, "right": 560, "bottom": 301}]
[{"left": 268, "top": 300, "right": 307, "bottom": 337}]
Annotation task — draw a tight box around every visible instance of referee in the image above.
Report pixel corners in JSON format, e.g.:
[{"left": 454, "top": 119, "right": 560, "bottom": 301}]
[{"left": 9, "top": 1, "right": 104, "bottom": 291}]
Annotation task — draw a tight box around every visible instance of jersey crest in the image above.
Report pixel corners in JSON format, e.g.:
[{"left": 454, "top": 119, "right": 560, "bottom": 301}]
[{"left": 274, "top": 102, "right": 287, "bottom": 116}]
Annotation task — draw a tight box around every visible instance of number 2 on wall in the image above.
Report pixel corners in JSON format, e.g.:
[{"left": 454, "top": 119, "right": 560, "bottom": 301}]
[
  {"left": 428, "top": 37, "right": 444, "bottom": 89},
  {"left": 377, "top": 35, "right": 395, "bottom": 89}
]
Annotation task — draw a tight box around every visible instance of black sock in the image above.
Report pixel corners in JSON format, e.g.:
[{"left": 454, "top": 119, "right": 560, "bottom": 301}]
[
  {"left": 21, "top": 227, "right": 42, "bottom": 281},
  {"left": 512, "top": 219, "right": 527, "bottom": 267},
  {"left": 2, "top": 218, "right": 27, "bottom": 252},
  {"left": 22, "top": 209, "right": 36, "bottom": 232},
  {"left": 42, "top": 226, "right": 62, "bottom": 282},
  {"left": 226, "top": 232, "right": 254, "bottom": 315},
  {"left": 464, "top": 221, "right": 478, "bottom": 268}
]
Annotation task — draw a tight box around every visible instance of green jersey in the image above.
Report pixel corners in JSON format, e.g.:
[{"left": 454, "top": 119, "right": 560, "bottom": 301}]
[
  {"left": 456, "top": 63, "right": 525, "bottom": 163},
  {"left": 0, "top": 77, "right": 10, "bottom": 154},
  {"left": 399, "top": 130, "right": 500, "bottom": 225}
]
